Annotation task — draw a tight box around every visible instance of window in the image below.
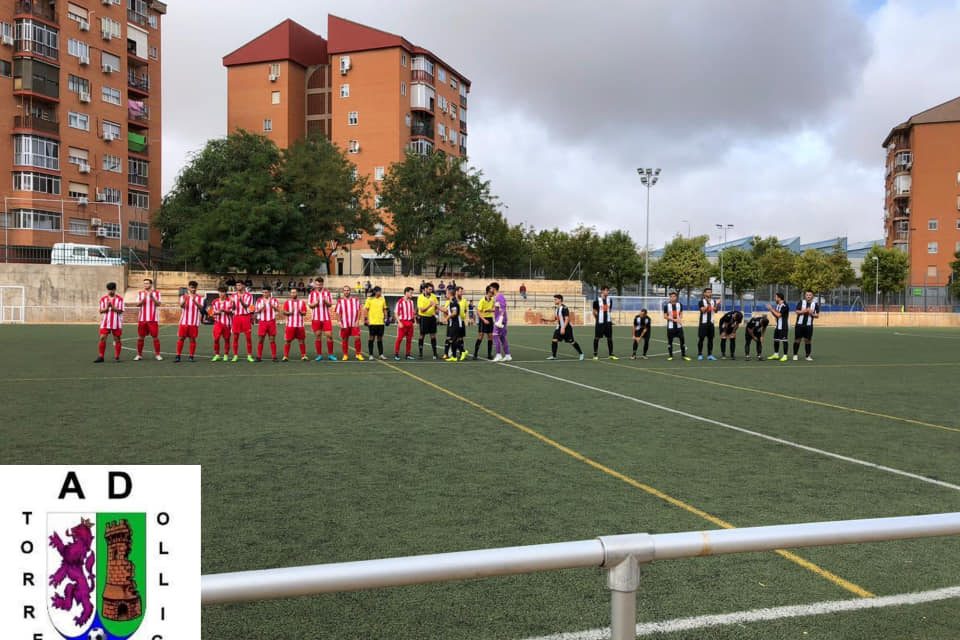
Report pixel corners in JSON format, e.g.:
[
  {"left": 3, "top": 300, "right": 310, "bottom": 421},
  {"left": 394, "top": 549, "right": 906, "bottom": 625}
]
[
  {"left": 69, "top": 218, "right": 90, "bottom": 235},
  {"left": 271, "top": 90, "right": 280, "bottom": 105},
  {"left": 148, "top": 46, "right": 158, "bottom": 60},
  {"left": 14, "top": 20, "right": 59, "bottom": 59},
  {"left": 347, "top": 139, "right": 359, "bottom": 154},
  {"left": 263, "top": 119, "right": 272, "bottom": 132},
  {"left": 339, "top": 55, "right": 351, "bottom": 73},
  {"left": 340, "top": 83, "right": 349, "bottom": 98},
  {"left": 438, "top": 96, "right": 447, "bottom": 112},
  {"left": 438, "top": 123, "right": 446, "bottom": 140},
  {"left": 67, "top": 74, "right": 90, "bottom": 95},
  {"left": 450, "top": 104, "right": 457, "bottom": 119},
  {"left": 928, "top": 219, "right": 938, "bottom": 231},
  {"left": 451, "top": 77, "right": 458, "bottom": 90},
  {"left": 67, "top": 182, "right": 88, "bottom": 198},
  {"left": 400, "top": 81, "right": 405, "bottom": 96},
  {"left": 148, "top": 14, "right": 158, "bottom": 29},
  {"left": 67, "top": 3, "right": 89, "bottom": 21},
  {"left": 437, "top": 68, "right": 446, "bottom": 83},
  {"left": 269, "top": 62, "right": 280, "bottom": 77},
  {"left": 400, "top": 53, "right": 407, "bottom": 66},
  {"left": 374, "top": 196, "right": 383, "bottom": 209},
  {"left": 374, "top": 222, "right": 384, "bottom": 237},
  {"left": 128, "top": 158, "right": 148, "bottom": 186},
  {"left": 13, "top": 172, "right": 61, "bottom": 195},
  {"left": 9, "top": 209, "right": 61, "bottom": 230},
  {"left": 101, "top": 51, "right": 120, "bottom": 71},
  {"left": 405, "top": 113, "right": 411, "bottom": 127},
  {"left": 411, "top": 56, "right": 434, "bottom": 75},
  {"left": 128, "top": 221, "right": 149, "bottom": 241},
  {"left": 956, "top": 218, "right": 960, "bottom": 230},
  {"left": 100, "top": 17, "right": 121, "bottom": 40},
  {"left": 927, "top": 242, "right": 938, "bottom": 254},
  {"left": 408, "top": 139, "right": 433, "bottom": 155},
  {"left": 102, "top": 154, "right": 122, "bottom": 172},
  {"left": 347, "top": 111, "right": 358, "bottom": 126},
  {"left": 927, "top": 266, "right": 938, "bottom": 279},
  {"left": 102, "top": 222, "right": 120, "bottom": 238},
  {"left": 450, "top": 130, "right": 457, "bottom": 145},
  {"left": 68, "top": 111, "right": 90, "bottom": 131},
  {"left": 128, "top": 189, "right": 149, "bottom": 209},
  {"left": 68, "top": 38, "right": 89, "bottom": 61},
  {"left": 374, "top": 166, "right": 385, "bottom": 181},
  {"left": 102, "top": 120, "right": 121, "bottom": 139},
  {"left": 0, "top": 60, "right": 10, "bottom": 77},
  {"left": 893, "top": 174, "right": 911, "bottom": 195},
  {"left": 98, "top": 187, "right": 121, "bottom": 204},
  {"left": 68, "top": 147, "right": 88, "bottom": 166},
  {"left": 14, "top": 135, "right": 59, "bottom": 170},
  {"left": 102, "top": 86, "right": 121, "bottom": 105},
  {"left": 957, "top": 196, "right": 960, "bottom": 211}
]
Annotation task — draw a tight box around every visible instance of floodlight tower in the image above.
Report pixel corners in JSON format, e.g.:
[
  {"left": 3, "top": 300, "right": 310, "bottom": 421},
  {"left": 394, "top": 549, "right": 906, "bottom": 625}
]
[
  {"left": 715, "top": 223, "right": 734, "bottom": 309},
  {"left": 637, "top": 168, "right": 661, "bottom": 298}
]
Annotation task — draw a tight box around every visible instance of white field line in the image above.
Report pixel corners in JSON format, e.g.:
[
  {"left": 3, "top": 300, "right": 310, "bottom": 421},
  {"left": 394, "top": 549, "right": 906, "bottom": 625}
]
[
  {"left": 893, "top": 331, "right": 960, "bottom": 340},
  {"left": 502, "top": 363, "right": 960, "bottom": 493},
  {"left": 521, "top": 585, "right": 960, "bottom": 640}
]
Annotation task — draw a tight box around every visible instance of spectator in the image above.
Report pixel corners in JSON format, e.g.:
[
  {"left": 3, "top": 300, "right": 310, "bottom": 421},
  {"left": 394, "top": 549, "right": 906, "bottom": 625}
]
[
  {"left": 225, "top": 276, "right": 237, "bottom": 289},
  {"left": 438, "top": 280, "right": 446, "bottom": 295},
  {"left": 288, "top": 279, "right": 296, "bottom": 291},
  {"left": 356, "top": 281, "right": 363, "bottom": 296},
  {"left": 420, "top": 280, "right": 426, "bottom": 293},
  {"left": 297, "top": 279, "right": 305, "bottom": 290},
  {"left": 262, "top": 279, "right": 270, "bottom": 290},
  {"left": 244, "top": 278, "right": 253, "bottom": 289},
  {"left": 275, "top": 279, "right": 283, "bottom": 294},
  {"left": 364, "top": 279, "right": 373, "bottom": 296},
  {"left": 448, "top": 279, "right": 457, "bottom": 291},
  {"left": 520, "top": 283, "right": 527, "bottom": 300}
]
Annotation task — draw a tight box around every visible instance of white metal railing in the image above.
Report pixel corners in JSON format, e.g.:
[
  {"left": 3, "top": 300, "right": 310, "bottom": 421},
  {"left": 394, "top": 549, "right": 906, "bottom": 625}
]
[{"left": 202, "top": 512, "right": 960, "bottom": 639}]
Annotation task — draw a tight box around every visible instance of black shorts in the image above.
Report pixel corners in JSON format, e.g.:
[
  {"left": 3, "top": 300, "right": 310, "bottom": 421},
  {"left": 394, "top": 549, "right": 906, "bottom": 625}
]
[
  {"left": 774, "top": 327, "right": 789, "bottom": 342},
  {"left": 633, "top": 331, "right": 649, "bottom": 341},
  {"left": 368, "top": 325, "right": 384, "bottom": 338},
  {"left": 745, "top": 330, "right": 761, "bottom": 343},
  {"left": 553, "top": 327, "right": 576, "bottom": 343},
  {"left": 795, "top": 324, "right": 814, "bottom": 340},
  {"left": 478, "top": 319, "right": 494, "bottom": 334},
  {"left": 446, "top": 323, "right": 464, "bottom": 339},
  {"left": 698, "top": 323, "right": 715, "bottom": 338},
  {"left": 667, "top": 327, "right": 685, "bottom": 341},
  {"left": 719, "top": 323, "right": 737, "bottom": 337},
  {"left": 594, "top": 322, "right": 613, "bottom": 339},
  {"left": 419, "top": 316, "right": 438, "bottom": 334}
]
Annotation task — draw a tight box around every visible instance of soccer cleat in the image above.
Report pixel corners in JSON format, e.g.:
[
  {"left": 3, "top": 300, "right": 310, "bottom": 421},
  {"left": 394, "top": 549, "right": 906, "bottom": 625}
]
[
  {"left": 380, "top": 354, "right": 388, "bottom": 360},
  {"left": 492, "top": 354, "right": 503, "bottom": 362},
  {"left": 697, "top": 355, "right": 704, "bottom": 361},
  {"left": 327, "top": 355, "right": 337, "bottom": 361},
  {"left": 502, "top": 355, "right": 512, "bottom": 362},
  {"left": 458, "top": 352, "right": 468, "bottom": 361},
  {"left": 394, "top": 355, "right": 402, "bottom": 361},
  {"left": 155, "top": 355, "right": 164, "bottom": 361},
  {"left": 133, "top": 354, "right": 143, "bottom": 361},
  {"left": 766, "top": 354, "right": 779, "bottom": 360},
  {"left": 94, "top": 357, "right": 104, "bottom": 363},
  {"left": 315, "top": 355, "right": 324, "bottom": 362},
  {"left": 546, "top": 355, "right": 557, "bottom": 360},
  {"left": 174, "top": 356, "right": 181, "bottom": 363},
  {"left": 683, "top": 356, "right": 692, "bottom": 361},
  {"left": 781, "top": 355, "right": 789, "bottom": 362},
  {"left": 630, "top": 355, "right": 637, "bottom": 360},
  {"left": 608, "top": 355, "right": 618, "bottom": 361},
  {"left": 720, "top": 355, "right": 726, "bottom": 360},
  {"left": 792, "top": 355, "right": 798, "bottom": 361},
  {"left": 231, "top": 355, "right": 238, "bottom": 362},
  {"left": 282, "top": 356, "right": 289, "bottom": 362},
  {"left": 707, "top": 355, "right": 717, "bottom": 361},
  {"left": 592, "top": 356, "right": 599, "bottom": 361},
  {"left": 212, "top": 354, "right": 220, "bottom": 362},
  {"left": 667, "top": 356, "right": 674, "bottom": 361},
  {"left": 744, "top": 355, "right": 752, "bottom": 360},
  {"left": 301, "top": 355, "right": 309, "bottom": 361},
  {"left": 406, "top": 355, "right": 416, "bottom": 360},
  {"left": 805, "top": 356, "right": 813, "bottom": 361},
  {"left": 247, "top": 355, "right": 255, "bottom": 362},
  {"left": 357, "top": 353, "right": 365, "bottom": 361},
  {"left": 342, "top": 355, "right": 349, "bottom": 361},
  {"left": 188, "top": 356, "right": 195, "bottom": 362},
  {"left": 432, "top": 355, "right": 438, "bottom": 360},
  {"left": 579, "top": 353, "right": 585, "bottom": 361}
]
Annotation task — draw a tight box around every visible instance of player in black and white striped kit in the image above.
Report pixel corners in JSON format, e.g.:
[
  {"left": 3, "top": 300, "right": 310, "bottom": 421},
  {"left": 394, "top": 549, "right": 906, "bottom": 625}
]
[
  {"left": 548, "top": 294, "right": 584, "bottom": 360},
  {"left": 697, "top": 287, "right": 717, "bottom": 361},
  {"left": 792, "top": 289, "right": 819, "bottom": 361},
  {"left": 662, "top": 291, "right": 690, "bottom": 361},
  {"left": 766, "top": 292, "right": 789, "bottom": 362},
  {"left": 592, "top": 286, "right": 617, "bottom": 360}
]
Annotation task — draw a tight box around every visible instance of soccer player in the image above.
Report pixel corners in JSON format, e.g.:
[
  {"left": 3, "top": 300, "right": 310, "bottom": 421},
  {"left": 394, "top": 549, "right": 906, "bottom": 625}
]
[
  {"left": 95, "top": 282, "right": 124, "bottom": 363},
  {"left": 547, "top": 294, "right": 584, "bottom": 360},
  {"left": 440, "top": 287, "right": 455, "bottom": 359},
  {"left": 454, "top": 287, "right": 468, "bottom": 360},
  {"left": 697, "top": 287, "right": 717, "bottom": 361},
  {"left": 417, "top": 282, "right": 439, "bottom": 359},
  {"left": 592, "top": 286, "right": 617, "bottom": 360},
  {"left": 231, "top": 281, "right": 255, "bottom": 362},
  {"left": 394, "top": 287, "right": 417, "bottom": 360},
  {"left": 766, "top": 292, "right": 790, "bottom": 362},
  {"left": 308, "top": 277, "right": 336, "bottom": 362},
  {"left": 473, "top": 286, "right": 495, "bottom": 360},
  {"left": 792, "top": 290, "right": 820, "bottom": 361},
  {"left": 718, "top": 310, "right": 744, "bottom": 360},
  {"left": 175, "top": 280, "right": 202, "bottom": 362},
  {"left": 336, "top": 285, "right": 365, "bottom": 360},
  {"left": 134, "top": 277, "right": 162, "bottom": 361},
  {"left": 364, "top": 286, "right": 388, "bottom": 360},
  {"left": 663, "top": 291, "right": 690, "bottom": 361},
  {"left": 490, "top": 282, "right": 512, "bottom": 362},
  {"left": 209, "top": 286, "right": 233, "bottom": 362},
  {"left": 631, "top": 308, "right": 652, "bottom": 359},
  {"left": 444, "top": 289, "right": 465, "bottom": 361},
  {"left": 744, "top": 314, "right": 770, "bottom": 360},
  {"left": 281, "top": 287, "right": 308, "bottom": 361},
  {"left": 255, "top": 286, "right": 280, "bottom": 362}
]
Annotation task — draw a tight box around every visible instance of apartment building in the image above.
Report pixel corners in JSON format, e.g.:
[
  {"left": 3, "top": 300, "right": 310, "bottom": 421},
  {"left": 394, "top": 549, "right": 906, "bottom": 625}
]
[
  {"left": 223, "top": 15, "right": 471, "bottom": 275},
  {"left": 0, "top": 0, "right": 165, "bottom": 262}
]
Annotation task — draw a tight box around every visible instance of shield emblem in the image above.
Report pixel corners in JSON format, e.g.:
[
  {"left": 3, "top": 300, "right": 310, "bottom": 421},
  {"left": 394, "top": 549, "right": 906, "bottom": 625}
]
[{"left": 47, "top": 513, "right": 97, "bottom": 638}]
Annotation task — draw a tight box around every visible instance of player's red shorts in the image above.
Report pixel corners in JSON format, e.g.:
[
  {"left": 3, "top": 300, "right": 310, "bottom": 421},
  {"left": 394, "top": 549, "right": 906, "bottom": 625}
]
[
  {"left": 137, "top": 321, "right": 159, "bottom": 337},
  {"left": 177, "top": 325, "right": 199, "bottom": 339},
  {"left": 285, "top": 326, "right": 306, "bottom": 341},
  {"left": 213, "top": 323, "right": 231, "bottom": 341},
  {"left": 99, "top": 328, "right": 122, "bottom": 337},
  {"left": 232, "top": 315, "right": 252, "bottom": 334},
  {"left": 339, "top": 326, "right": 361, "bottom": 339},
  {"left": 258, "top": 320, "right": 277, "bottom": 337},
  {"left": 311, "top": 319, "right": 333, "bottom": 333},
  {"left": 398, "top": 321, "right": 415, "bottom": 339}
]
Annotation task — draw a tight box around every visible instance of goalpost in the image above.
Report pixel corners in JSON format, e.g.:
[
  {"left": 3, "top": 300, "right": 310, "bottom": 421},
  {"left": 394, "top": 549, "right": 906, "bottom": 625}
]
[
  {"left": 607, "top": 296, "right": 667, "bottom": 324},
  {"left": 0, "top": 285, "right": 26, "bottom": 323}
]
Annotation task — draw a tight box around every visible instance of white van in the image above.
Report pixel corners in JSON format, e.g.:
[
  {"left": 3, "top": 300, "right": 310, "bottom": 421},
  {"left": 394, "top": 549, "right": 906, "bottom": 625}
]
[{"left": 51, "top": 243, "right": 124, "bottom": 266}]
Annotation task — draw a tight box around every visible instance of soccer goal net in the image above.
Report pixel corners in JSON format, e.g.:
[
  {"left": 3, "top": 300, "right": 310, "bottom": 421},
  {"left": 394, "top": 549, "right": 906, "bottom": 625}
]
[
  {"left": 0, "top": 285, "right": 26, "bottom": 323},
  {"left": 605, "top": 296, "right": 668, "bottom": 325}
]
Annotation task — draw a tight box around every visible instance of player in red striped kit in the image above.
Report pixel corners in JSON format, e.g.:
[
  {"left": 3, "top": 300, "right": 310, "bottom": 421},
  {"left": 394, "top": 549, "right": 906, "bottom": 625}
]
[
  {"left": 134, "top": 278, "right": 162, "bottom": 361},
  {"left": 335, "top": 285, "right": 365, "bottom": 361},
  {"left": 255, "top": 285, "right": 280, "bottom": 362},
  {"left": 175, "top": 280, "right": 202, "bottom": 362},
  {"left": 282, "top": 287, "right": 308, "bottom": 361},
  {"left": 209, "top": 286, "right": 233, "bottom": 362},
  {"left": 308, "top": 277, "right": 336, "bottom": 362},
  {"left": 394, "top": 286, "right": 417, "bottom": 360},
  {"left": 94, "top": 281, "right": 124, "bottom": 362},
  {"left": 231, "top": 281, "right": 255, "bottom": 362}
]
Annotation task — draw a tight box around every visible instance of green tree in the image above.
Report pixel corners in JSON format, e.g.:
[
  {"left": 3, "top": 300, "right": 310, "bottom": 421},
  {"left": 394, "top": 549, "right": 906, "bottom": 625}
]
[
  {"left": 951, "top": 250, "right": 960, "bottom": 299},
  {"left": 861, "top": 246, "right": 909, "bottom": 305},
  {"left": 827, "top": 240, "right": 857, "bottom": 288},
  {"left": 155, "top": 130, "right": 316, "bottom": 273},
  {"left": 753, "top": 237, "right": 797, "bottom": 289},
  {"left": 790, "top": 250, "right": 835, "bottom": 295},
  {"left": 278, "top": 134, "right": 378, "bottom": 264},
  {"left": 597, "top": 230, "right": 644, "bottom": 294},
  {"left": 716, "top": 247, "right": 758, "bottom": 307},
  {"left": 649, "top": 235, "right": 711, "bottom": 297}
]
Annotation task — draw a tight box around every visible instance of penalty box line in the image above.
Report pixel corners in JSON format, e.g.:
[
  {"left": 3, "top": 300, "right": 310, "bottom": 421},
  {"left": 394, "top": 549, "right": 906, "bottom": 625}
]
[{"left": 380, "top": 361, "right": 874, "bottom": 599}]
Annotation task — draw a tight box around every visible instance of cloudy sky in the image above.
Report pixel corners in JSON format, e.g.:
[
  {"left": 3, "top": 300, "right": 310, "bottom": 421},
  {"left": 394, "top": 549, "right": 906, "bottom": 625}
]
[{"left": 160, "top": 0, "right": 960, "bottom": 249}]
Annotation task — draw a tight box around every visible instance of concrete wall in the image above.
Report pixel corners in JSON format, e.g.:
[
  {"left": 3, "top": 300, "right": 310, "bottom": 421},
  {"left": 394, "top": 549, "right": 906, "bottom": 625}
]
[{"left": 0, "top": 264, "right": 124, "bottom": 322}]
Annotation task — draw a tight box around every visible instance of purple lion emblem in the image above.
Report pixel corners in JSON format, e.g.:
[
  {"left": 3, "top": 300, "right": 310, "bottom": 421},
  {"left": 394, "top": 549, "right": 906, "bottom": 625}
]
[{"left": 49, "top": 517, "right": 96, "bottom": 627}]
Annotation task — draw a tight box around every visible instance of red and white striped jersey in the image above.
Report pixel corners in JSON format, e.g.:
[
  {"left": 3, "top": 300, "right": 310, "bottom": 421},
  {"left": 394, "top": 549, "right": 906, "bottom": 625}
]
[
  {"left": 335, "top": 296, "right": 361, "bottom": 328},
  {"left": 308, "top": 289, "right": 333, "bottom": 322},
  {"left": 283, "top": 299, "right": 307, "bottom": 328},
  {"left": 179, "top": 293, "right": 203, "bottom": 327},
  {"left": 210, "top": 298, "right": 234, "bottom": 327},
  {"left": 137, "top": 290, "right": 161, "bottom": 323},
  {"left": 232, "top": 291, "right": 254, "bottom": 316},
  {"left": 99, "top": 294, "right": 124, "bottom": 330},
  {"left": 255, "top": 296, "right": 279, "bottom": 322},
  {"left": 395, "top": 298, "right": 416, "bottom": 322}
]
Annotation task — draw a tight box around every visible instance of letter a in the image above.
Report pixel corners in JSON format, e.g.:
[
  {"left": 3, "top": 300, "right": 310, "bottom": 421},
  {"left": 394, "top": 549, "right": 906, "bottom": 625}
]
[{"left": 57, "top": 471, "right": 85, "bottom": 500}]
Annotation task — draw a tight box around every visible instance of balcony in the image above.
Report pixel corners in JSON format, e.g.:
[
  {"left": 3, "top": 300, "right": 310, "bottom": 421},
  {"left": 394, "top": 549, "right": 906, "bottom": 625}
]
[
  {"left": 128, "top": 173, "right": 148, "bottom": 187},
  {"left": 13, "top": 115, "right": 59, "bottom": 135},
  {"left": 459, "top": 120, "right": 467, "bottom": 134},
  {"left": 128, "top": 72, "right": 150, "bottom": 94},
  {"left": 411, "top": 70, "right": 434, "bottom": 85},
  {"left": 14, "top": 38, "right": 59, "bottom": 61},
  {"left": 128, "top": 131, "right": 148, "bottom": 154},
  {"left": 891, "top": 207, "right": 910, "bottom": 221},
  {"left": 459, "top": 94, "right": 467, "bottom": 108},
  {"left": 459, "top": 144, "right": 467, "bottom": 156},
  {"left": 14, "top": 0, "right": 58, "bottom": 23},
  {"left": 127, "top": 8, "right": 149, "bottom": 27},
  {"left": 410, "top": 97, "right": 434, "bottom": 114}
]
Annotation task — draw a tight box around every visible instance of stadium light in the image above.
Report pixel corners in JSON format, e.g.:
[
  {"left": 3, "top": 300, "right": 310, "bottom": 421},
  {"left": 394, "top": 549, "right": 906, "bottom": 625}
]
[
  {"left": 715, "top": 224, "right": 733, "bottom": 310},
  {"left": 636, "top": 168, "right": 661, "bottom": 298},
  {"left": 680, "top": 219, "right": 690, "bottom": 238},
  {"left": 873, "top": 255, "right": 880, "bottom": 308}
]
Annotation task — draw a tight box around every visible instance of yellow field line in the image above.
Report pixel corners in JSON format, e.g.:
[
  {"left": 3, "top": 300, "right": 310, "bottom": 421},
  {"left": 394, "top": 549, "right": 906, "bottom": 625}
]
[
  {"left": 381, "top": 361, "right": 874, "bottom": 599},
  {"left": 0, "top": 370, "right": 382, "bottom": 384},
  {"left": 608, "top": 363, "right": 960, "bottom": 435}
]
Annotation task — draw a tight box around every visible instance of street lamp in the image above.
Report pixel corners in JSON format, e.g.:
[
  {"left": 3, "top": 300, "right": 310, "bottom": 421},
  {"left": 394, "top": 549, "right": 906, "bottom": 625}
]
[
  {"left": 873, "top": 255, "right": 880, "bottom": 309},
  {"left": 637, "top": 167, "right": 661, "bottom": 298},
  {"left": 680, "top": 219, "right": 690, "bottom": 237},
  {"left": 715, "top": 223, "right": 733, "bottom": 310}
]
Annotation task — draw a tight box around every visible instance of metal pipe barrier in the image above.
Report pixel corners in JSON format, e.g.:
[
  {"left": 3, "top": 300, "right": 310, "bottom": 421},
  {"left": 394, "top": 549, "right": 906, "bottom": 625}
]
[{"left": 202, "top": 512, "right": 960, "bottom": 639}]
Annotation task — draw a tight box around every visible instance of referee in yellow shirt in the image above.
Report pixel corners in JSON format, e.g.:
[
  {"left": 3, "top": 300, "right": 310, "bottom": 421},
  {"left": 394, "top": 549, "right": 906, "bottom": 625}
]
[
  {"left": 473, "top": 286, "right": 496, "bottom": 360},
  {"left": 417, "top": 282, "right": 439, "bottom": 359},
  {"left": 363, "top": 286, "right": 388, "bottom": 360}
]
